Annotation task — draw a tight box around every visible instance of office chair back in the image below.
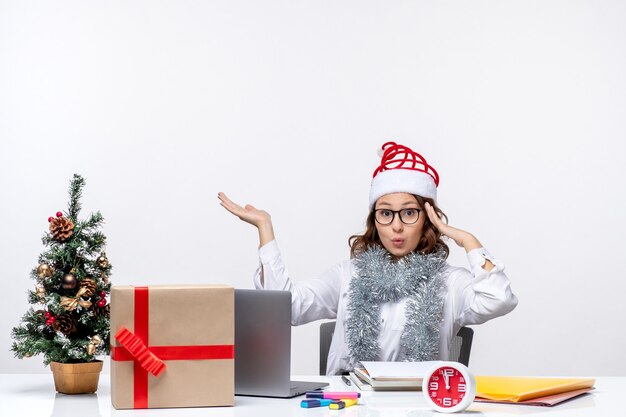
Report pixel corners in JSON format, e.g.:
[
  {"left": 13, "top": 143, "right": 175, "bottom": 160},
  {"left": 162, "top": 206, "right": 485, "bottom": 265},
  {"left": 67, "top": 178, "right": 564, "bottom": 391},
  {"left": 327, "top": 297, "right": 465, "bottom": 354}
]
[
  {"left": 319, "top": 321, "right": 473, "bottom": 375},
  {"left": 450, "top": 326, "right": 473, "bottom": 367},
  {"left": 319, "top": 321, "right": 336, "bottom": 375}
]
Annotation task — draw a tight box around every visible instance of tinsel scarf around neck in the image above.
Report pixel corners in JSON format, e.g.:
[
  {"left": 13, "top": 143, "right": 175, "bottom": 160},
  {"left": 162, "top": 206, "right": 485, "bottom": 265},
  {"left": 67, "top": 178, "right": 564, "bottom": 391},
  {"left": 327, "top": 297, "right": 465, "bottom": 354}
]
[{"left": 346, "top": 245, "right": 448, "bottom": 364}]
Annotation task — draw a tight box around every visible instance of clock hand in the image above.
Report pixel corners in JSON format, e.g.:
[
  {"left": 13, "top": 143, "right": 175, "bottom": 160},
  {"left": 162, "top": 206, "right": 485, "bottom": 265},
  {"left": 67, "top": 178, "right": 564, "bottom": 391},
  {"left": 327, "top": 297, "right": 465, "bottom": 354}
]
[{"left": 443, "top": 372, "right": 450, "bottom": 390}]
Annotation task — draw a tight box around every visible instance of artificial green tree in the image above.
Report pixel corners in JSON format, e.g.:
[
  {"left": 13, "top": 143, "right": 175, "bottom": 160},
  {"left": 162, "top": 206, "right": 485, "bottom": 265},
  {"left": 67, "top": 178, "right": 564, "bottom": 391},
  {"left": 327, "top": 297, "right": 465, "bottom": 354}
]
[{"left": 11, "top": 174, "right": 112, "bottom": 365}]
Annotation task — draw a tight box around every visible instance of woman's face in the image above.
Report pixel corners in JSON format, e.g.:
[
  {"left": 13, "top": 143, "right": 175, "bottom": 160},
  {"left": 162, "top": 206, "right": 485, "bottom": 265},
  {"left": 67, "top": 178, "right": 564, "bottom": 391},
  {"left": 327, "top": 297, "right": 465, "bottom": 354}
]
[{"left": 374, "top": 192, "right": 425, "bottom": 258}]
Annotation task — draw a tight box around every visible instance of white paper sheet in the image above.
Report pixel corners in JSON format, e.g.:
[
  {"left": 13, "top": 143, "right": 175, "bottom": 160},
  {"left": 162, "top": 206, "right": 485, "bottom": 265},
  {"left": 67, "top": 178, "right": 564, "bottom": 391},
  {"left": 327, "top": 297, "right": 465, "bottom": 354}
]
[{"left": 359, "top": 361, "right": 444, "bottom": 379}]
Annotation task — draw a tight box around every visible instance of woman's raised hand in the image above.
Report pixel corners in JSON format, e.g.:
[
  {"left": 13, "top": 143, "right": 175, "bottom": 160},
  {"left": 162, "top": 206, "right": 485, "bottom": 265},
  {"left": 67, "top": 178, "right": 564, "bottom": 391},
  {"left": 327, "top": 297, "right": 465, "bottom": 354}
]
[
  {"left": 424, "top": 201, "right": 493, "bottom": 271},
  {"left": 424, "top": 202, "right": 479, "bottom": 250},
  {"left": 218, "top": 192, "right": 275, "bottom": 246},
  {"left": 218, "top": 192, "right": 270, "bottom": 227}
]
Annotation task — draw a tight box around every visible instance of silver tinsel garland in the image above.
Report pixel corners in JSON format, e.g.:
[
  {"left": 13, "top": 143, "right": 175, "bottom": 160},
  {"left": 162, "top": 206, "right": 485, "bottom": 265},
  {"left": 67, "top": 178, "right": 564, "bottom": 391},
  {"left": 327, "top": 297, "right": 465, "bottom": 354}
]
[{"left": 346, "top": 245, "right": 447, "bottom": 363}]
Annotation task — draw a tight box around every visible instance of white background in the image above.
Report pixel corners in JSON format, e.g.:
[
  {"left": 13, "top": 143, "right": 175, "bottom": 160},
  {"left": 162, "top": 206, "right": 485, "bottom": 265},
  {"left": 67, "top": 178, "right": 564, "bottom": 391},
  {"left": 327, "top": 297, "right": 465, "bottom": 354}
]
[{"left": 1, "top": 1, "right": 625, "bottom": 376}]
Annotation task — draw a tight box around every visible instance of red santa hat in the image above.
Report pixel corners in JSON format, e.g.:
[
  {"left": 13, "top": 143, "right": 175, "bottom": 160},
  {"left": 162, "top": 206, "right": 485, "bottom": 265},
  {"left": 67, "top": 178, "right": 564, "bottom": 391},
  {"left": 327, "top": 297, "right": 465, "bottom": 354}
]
[{"left": 369, "top": 141, "right": 439, "bottom": 209}]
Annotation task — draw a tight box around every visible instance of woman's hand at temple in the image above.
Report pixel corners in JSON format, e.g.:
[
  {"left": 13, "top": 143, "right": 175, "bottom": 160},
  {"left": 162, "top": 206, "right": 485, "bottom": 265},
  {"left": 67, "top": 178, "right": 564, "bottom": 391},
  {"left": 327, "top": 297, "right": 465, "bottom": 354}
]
[{"left": 424, "top": 201, "right": 494, "bottom": 271}]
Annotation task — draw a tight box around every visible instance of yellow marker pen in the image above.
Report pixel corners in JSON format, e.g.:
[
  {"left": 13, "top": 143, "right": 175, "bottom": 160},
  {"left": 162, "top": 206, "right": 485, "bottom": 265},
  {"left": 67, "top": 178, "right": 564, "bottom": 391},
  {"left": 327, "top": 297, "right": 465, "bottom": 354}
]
[{"left": 329, "top": 398, "right": 358, "bottom": 410}]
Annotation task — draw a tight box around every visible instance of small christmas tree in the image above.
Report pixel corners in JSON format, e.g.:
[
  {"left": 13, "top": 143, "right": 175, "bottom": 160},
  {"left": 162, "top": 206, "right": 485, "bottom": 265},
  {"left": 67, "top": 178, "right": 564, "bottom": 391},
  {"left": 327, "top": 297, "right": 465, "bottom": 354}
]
[{"left": 11, "top": 174, "right": 112, "bottom": 365}]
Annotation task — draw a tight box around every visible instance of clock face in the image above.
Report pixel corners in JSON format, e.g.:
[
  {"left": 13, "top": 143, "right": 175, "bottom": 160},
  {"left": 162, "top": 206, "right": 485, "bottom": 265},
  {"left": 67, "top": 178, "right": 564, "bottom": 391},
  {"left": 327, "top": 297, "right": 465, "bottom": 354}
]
[{"left": 426, "top": 365, "right": 469, "bottom": 409}]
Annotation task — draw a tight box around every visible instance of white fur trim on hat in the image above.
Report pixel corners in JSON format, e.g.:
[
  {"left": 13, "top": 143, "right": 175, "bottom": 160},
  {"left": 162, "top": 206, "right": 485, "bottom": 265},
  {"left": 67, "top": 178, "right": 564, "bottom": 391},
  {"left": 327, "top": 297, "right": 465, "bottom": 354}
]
[{"left": 369, "top": 169, "right": 437, "bottom": 209}]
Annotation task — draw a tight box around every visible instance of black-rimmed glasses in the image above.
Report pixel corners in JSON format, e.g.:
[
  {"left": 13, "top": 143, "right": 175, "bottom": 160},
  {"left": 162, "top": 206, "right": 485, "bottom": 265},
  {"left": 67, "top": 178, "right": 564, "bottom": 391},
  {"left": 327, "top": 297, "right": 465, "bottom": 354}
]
[{"left": 374, "top": 208, "right": 422, "bottom": 225}]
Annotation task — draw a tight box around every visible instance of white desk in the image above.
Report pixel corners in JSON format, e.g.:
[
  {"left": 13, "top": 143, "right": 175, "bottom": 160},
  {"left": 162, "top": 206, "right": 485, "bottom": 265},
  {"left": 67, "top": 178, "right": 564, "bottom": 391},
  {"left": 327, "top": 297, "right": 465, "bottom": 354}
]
[{"left": 0, "top": 374, "right": 620, "bottom": 417}]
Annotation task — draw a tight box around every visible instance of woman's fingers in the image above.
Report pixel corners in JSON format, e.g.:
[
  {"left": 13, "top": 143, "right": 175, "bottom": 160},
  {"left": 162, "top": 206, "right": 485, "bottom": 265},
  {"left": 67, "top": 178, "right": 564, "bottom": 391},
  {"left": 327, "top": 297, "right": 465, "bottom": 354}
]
[
  {"left": 218, "top": 193, "right": 239, "bottom": 212},
  {"left": 218, "top": 192, "right": 239, "bottom": 209},
  {"left": 425, "top": 202, "right": 445, "bottom": 230},
  {"left": 218, "top": 192, "right": 251, "bottom": 218},
  {"left": 425, "top": 202, "right": 469, "bottom": 247}
]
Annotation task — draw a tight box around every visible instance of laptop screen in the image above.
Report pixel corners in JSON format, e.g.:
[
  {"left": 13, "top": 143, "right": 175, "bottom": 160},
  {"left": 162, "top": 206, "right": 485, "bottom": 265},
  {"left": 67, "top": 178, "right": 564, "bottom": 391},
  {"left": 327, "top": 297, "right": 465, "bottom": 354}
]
[{"left": 234, "top": 289, "right": 292, "bottom": 396}]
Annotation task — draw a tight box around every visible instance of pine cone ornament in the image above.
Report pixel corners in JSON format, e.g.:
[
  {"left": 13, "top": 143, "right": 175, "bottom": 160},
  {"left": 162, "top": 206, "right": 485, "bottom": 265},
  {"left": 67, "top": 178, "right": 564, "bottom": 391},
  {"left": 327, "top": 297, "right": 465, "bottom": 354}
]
[
  {"left": 52, "top": 314, "right": 78, "bottom": 335},
  {"left": 80, "top": 277, "right": 97, "bottom": 297},
  {"left": 49, "top": 217, "right": 75, "bottom": 242},
  {"left": 92, "top": 302, "right": 110, "bottom": 317}
]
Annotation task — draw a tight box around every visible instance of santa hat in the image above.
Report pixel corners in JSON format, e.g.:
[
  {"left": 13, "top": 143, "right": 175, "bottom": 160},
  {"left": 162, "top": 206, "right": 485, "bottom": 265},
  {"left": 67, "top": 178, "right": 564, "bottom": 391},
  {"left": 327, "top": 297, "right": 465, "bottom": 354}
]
[{"left": 368, "top": 141, "right": 439, "bottom": 209}]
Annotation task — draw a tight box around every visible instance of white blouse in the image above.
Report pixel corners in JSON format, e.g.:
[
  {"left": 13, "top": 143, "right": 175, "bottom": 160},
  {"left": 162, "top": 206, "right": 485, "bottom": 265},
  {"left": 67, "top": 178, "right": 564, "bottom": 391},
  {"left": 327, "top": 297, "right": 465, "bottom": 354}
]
[{"left": 253, "top": 240, "right": 518, "bottom": 375}]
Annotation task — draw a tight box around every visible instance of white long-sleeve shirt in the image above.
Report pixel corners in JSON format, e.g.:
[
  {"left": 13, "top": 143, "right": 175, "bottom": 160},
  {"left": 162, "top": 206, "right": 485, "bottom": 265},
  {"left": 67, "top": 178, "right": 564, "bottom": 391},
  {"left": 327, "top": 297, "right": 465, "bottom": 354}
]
[{"left": 253, "top": 240, "right": 518, "bottom": 375}]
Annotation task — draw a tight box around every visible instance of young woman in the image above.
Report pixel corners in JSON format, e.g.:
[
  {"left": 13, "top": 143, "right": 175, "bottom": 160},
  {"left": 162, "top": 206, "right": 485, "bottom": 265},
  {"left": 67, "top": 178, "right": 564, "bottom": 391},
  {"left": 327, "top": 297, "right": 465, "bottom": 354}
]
[{"left": 219, "top": 141, "right": 518, "bottom": 375}]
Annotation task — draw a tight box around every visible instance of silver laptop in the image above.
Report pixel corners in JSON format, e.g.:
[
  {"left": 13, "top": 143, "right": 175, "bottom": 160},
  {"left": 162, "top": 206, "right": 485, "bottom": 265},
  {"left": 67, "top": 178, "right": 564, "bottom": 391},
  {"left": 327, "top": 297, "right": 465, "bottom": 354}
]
[{"left": 234, "top": 289, "right": 329, "bottom": 397}]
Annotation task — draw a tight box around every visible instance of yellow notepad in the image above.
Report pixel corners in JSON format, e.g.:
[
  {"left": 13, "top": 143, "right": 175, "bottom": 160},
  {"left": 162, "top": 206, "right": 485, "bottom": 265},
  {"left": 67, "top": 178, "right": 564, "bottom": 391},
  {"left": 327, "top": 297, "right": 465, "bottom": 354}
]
[{"left": 475, "top": 376, "right": 595, "bottom": 402}]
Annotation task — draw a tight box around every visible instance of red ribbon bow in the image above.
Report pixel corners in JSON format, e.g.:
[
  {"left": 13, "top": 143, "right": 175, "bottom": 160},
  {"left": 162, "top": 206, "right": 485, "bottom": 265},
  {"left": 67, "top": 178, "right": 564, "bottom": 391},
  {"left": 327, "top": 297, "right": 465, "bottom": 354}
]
[{"left": 114, "top": 326, "right": 166, "bottom": 377}]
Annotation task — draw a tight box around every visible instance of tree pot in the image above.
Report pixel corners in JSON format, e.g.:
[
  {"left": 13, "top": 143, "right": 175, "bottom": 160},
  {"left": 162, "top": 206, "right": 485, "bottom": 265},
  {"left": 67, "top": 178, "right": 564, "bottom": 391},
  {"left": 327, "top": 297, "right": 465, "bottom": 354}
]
[{"left": 50, "top": 360, "right": 103, "bottom": 394}]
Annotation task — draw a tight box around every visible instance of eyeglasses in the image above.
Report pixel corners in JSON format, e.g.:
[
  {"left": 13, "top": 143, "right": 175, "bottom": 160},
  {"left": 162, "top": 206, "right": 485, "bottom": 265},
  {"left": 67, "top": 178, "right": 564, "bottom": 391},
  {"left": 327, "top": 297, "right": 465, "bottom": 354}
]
[{"left": 374, "top": 208, "right": 422, "bottom": 225}]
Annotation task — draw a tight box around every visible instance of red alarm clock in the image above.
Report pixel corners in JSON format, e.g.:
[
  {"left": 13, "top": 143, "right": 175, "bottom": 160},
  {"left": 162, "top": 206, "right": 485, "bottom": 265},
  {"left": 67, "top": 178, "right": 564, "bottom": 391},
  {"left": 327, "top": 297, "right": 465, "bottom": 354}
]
[{"left": 422, "top": 361, "right": 476, "bottom": 413}]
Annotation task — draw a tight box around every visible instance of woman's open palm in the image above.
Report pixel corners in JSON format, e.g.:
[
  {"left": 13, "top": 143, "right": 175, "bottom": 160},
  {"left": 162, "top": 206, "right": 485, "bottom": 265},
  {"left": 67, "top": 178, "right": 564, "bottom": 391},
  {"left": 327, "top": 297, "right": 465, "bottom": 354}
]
[{"left": 218, "top": 192, "right": 271, "bottom": 228}]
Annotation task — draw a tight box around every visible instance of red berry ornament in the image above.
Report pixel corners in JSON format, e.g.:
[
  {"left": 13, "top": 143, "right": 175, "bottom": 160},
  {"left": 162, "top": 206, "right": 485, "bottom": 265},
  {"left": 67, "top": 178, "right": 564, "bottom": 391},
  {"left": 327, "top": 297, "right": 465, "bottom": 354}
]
[
  {"left": 100, "top": 291, "right": 106, "bottom": 298},
  {"left": 48, "top": 217, "right": 54, "bottom": 223},
  {"left": 56, "top": 211, "right": 63, "bottom": 217},
  {"left": 97, "top": 299, "right": 107, "bottom": 308},
  {"left": 44, "top": 312, "right": 51, "bottom": 318}
]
